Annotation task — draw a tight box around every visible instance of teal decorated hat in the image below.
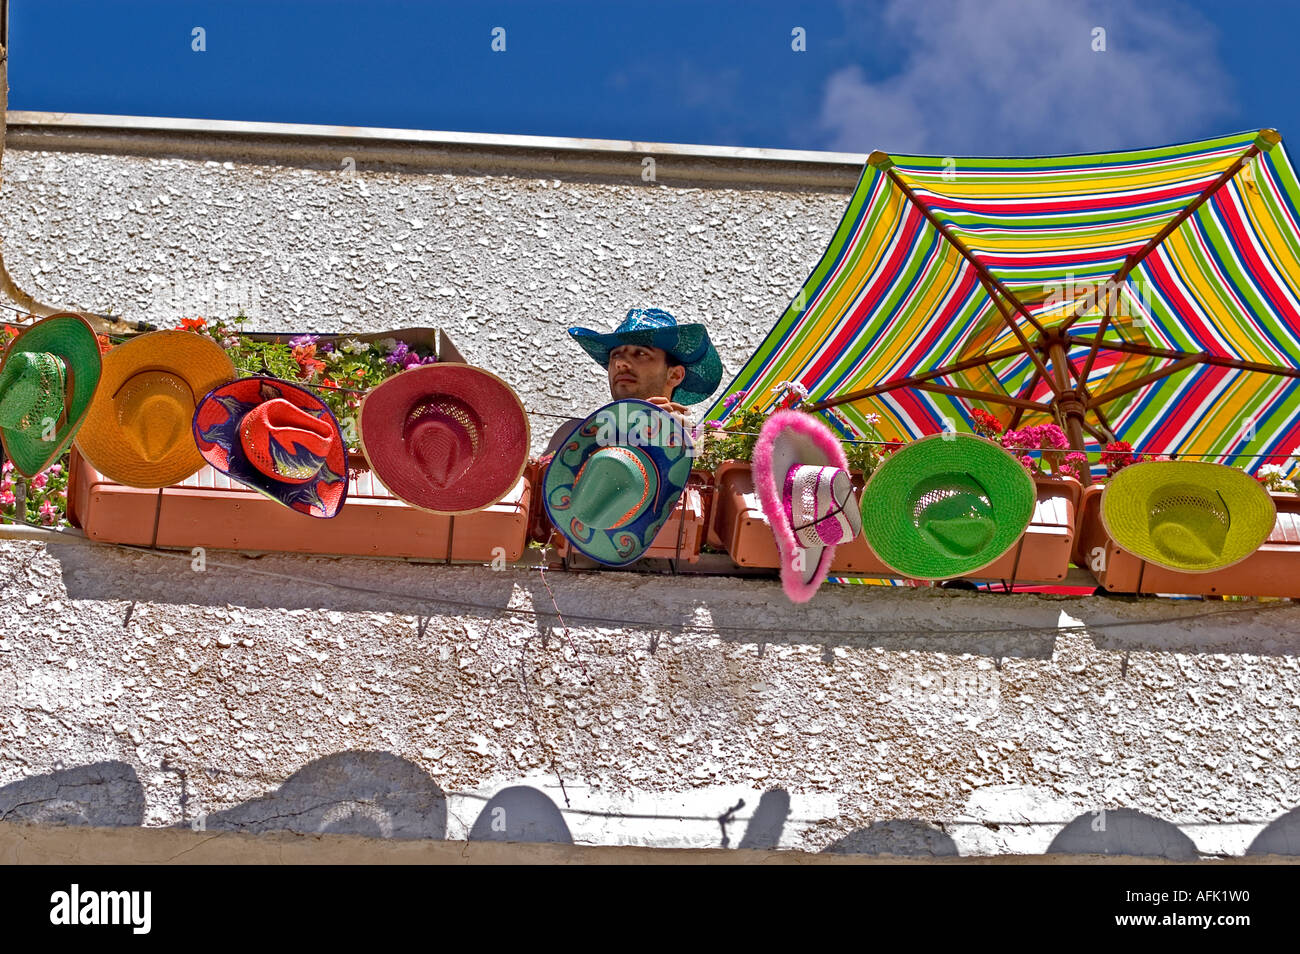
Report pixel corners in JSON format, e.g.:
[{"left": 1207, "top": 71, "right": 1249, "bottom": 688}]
[
  {"left": 0, "top": 313, "right": 103, "bottom": 477},
  {"left": 859, "top": 433, "right": 1037, "bottom": 580},
  {"left": 568, "top": 308, "right": 723, "bottom": 405},
  {"left": 543, "top": 399, "right": 695, "bottom": 566}
]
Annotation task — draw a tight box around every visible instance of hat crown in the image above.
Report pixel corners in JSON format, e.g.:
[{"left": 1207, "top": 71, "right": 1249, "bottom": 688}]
[
  {"left": 403, "top": 397, "right": 482, "bottom": 490},
  {"left": 240, "top": 398, "right": 334, "bottom": 485},
  {"left": 0, "top": 350, "right": 67, "bottom": 431},
  {"left": 617, "top": 308, "right": 678, "bottom": 334},
  {"left": 1147, "top": 482, "right": 1230, "bottom": 563},
  {"left": 911, "top": 472, "right": 995, "bottom": 558},
  {"left": 784, "top": 464, "right": 861, "bottom": 548},
  {"left": 115, "top": 370, "right": 195, "bottom": 463},
  {"left": 570, "top": 446, "right": 655, "bottom": 530}
]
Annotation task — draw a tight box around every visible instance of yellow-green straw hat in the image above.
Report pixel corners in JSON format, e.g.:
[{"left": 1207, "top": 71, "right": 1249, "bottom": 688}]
[
  {"left": 859, "top": 433, "right": 1037, "bottom": 580},
  {"left": 1100, "top": 460, "right": 1276, "bottom": 573}
]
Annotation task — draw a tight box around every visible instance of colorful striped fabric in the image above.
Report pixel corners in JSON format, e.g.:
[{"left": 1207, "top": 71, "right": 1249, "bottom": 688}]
[{"left": 705, "top": 130, "right": 1300, "bottom": 473}]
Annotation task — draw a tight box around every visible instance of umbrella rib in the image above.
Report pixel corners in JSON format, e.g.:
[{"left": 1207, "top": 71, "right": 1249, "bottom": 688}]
[
  {"left": 808, "top": 341, "right": 1030, "bottom": 412},
  {"left": 877, "top": 161, "right": 1052, "bottom": 344},
  {"left": 1087, "top": 355, "right": 1201, "bottom": 407},
  {"left": 1058, "top": 132, "right": 1276, "bottom": 335},
  {"left": 909, "top": 380, "right": 1049, "bottom": 412},
  {"left": 1007, "top": 370, "right": 1043, "bottom": 430},
  {"left": 1065, "top": 334, "right": 1300, "bottom": 378}
]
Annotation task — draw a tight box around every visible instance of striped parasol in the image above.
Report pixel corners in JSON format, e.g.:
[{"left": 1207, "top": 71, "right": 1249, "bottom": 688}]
[{"left": 705, "top": 129, "right": 1300, "bottom": 480}]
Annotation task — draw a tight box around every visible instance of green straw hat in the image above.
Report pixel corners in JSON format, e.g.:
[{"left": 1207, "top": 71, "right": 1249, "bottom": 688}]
[
  {"left": 1101, "top": 460, "right": 1276, "bottom": 573},
  {"left": 859, "top": 433, "right": 1037, "bottom": 580},
  {"left": 0, "top": 314, "right": 103, "bottom": 477}
]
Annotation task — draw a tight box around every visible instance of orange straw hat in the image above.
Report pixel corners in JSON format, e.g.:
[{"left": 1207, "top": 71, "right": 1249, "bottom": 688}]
[{"left": 74, "top": 331, "right": 236, "bottom": 488}]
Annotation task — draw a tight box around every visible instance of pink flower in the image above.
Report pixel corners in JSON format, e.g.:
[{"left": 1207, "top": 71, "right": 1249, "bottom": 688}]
[
  {"left": 0, "top": 491, "right": 14, "bottom": 506},
  {"left": 1, "top": 459, "right": 12, "bottom": 475},
  {"left": 39, "top": 500, "right": 57, "bottom": 525},
  {"left": 48, "top": 464, "right": 62, "bottom": 476},
  {"left": 31, "top": 472, "right": 47, "bottom": 489}
]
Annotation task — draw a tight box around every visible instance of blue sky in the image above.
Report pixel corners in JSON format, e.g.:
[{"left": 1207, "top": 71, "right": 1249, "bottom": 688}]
[{"left": 9, "top": 0, "right": 1300, "bottom": 156}]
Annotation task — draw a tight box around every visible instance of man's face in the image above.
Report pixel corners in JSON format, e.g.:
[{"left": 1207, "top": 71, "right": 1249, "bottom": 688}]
[{"left": 607, "top": 344, "right": 683, "bottom": 401}]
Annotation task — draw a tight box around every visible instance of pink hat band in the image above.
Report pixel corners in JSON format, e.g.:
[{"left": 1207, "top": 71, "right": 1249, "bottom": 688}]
[{"left": 783, "top": 465, "right": 862, "bottom": 549}]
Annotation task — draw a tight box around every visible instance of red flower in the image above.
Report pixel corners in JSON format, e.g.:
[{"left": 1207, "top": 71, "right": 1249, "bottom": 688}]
[
  {"left": 970, "top": 408, "right": 1003, "bottom": 439},
  {"left": 292, "top": 343, "right": 317, "bottom": 363},
  {"left": 297, "top": 357, "right": 326, "bottom": 380},
  {"left": 95, "top": 334, "right": 113, "bottom": 355},
  {"left": 176, "top": 317, "right": 207, "bottom": 332}
]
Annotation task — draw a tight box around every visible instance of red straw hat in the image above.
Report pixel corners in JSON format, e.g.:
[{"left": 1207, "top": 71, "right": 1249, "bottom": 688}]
[{"left": 358, "top": 364, "right": 529, "bottom": 515}]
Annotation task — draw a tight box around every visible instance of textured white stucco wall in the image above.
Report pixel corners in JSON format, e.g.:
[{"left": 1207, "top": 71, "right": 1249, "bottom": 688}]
[
  {"left": 0, "top": 145, "right": 847, "bottom": 451},
  {"left": 1, "top": 138, "right": 1298, "bottom": 859}
]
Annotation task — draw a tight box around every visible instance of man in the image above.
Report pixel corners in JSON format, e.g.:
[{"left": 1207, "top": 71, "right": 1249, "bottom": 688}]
[{"left": 541, "top": 307, "right": 723, "bottom": 457}]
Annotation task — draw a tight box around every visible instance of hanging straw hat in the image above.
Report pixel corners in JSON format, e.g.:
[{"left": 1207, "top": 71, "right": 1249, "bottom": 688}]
[
  {"left": 859, "top": 433, "right": 1036, "bottom": 580},
  {"left": 192, "top": 376, "right": 348, "bottom": 518},
  {"left": 543, "top": 399, "right": 694, "bottom": 566},
  {"left": 75, "top": 330, "right": 236, "bottom": 488},
  {"left": 0, "top": 313, "right": 102, "bottom": 477},
  {"left": 567, "top": 308, "right": 723, "bottom": 406},
  {"left": 752, "top": 410, "right": 861, "bottom": 602},
  {"left": 358, "top": 363, "right": 530, "bottom": 515},
  {"left": 1100, "top": 460, "right": 1276, "bottom": 572}
]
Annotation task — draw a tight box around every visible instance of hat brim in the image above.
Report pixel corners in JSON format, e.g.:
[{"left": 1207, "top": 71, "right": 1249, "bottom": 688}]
[
  {"left": 357, "top": 364, "right": 530, "bottom": 515},
  {"left": 568, "top": 324, "right": 723, "bottom": 406},
  {"left": 193, "top": 376, "right": 348, "bottom": 519},
  {"left": 752, "top": 410, "right": 851, "bottom": 602},
  {"left": 1101, "top": 460, "right": 1277, "bottom": 573},
  {"left": 75, "top": 330, "right": 236, "bottom": 488},
  {"left": 543, "top": 400, "right": 694, "bottom": 566},
  {"left": 0, "top": 314, "right": 103, "bottom": 477},
  {"left": 860, "top": 433, "right": 1036, "bottom": 580}
]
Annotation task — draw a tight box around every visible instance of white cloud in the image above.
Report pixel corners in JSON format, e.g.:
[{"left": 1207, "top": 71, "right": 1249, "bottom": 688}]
[{"left": 819, "top": 0, "right": 1235, "bottom": 155}]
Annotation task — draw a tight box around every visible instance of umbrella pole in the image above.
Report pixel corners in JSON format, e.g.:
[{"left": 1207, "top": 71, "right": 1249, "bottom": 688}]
[{"left": 1046, "top": 336, "right": 1093, "bottom": 484}]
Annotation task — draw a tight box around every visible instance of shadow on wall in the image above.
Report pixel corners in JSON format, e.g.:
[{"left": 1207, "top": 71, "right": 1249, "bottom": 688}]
[
  {"left": 468, "top": 786, "right": 573, "bottom": 844},
  {"left": 197, "top": 751, "right": 447, "bottom": 840},
  {"left": 1047, "top": 808, "right": 1199, "bottom": 860},
  {"left": 48, "top": 543, "right": 519, "bottom": 618},
  {"left": 821, "top": 820, "right": 959, "bottom": 857},
  {"left": 1247, "top": 805, "right": 1300, "bottom": 856},
  {"left": 0, "top": 761, "right": 145, "bottom": 827}
]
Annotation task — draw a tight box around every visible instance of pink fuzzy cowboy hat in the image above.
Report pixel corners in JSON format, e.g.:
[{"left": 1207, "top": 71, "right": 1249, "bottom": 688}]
[{"left": 752, "top": 410, "right": 862, "bottom": 602}]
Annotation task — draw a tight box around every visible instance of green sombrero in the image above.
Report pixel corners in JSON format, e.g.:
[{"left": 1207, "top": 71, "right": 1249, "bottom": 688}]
[
  {"left": 1101, "top": 460, "right": 1276, "bottom": 573},
  {"left": 0, "top": 314, "right": 103, "bottom": 477},
  {"left": 542, "top": 399, "right": 694, "bottom": 566},
  {"left": 859, "top": 433, "right": 1037, "bottom": 580}
]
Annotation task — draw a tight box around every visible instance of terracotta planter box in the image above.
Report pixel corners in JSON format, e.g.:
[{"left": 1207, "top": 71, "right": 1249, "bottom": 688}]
[
  {"left": 710, "top": 461, "right": 1079, "bottom": 583},
  {"left": 547, "top": 471, "right": 709, "bottom": 564},
  {"left": 1075, "top": 484, "right": 1300, "bottom": 597},
  {"left": 66, "top": 447, "right": 531, "bottom": 562}
]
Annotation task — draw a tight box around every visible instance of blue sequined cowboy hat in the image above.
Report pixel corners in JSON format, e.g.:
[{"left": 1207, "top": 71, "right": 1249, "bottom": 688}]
[{"left": 567, "top": 308, "right": 723, "bottom": 406}]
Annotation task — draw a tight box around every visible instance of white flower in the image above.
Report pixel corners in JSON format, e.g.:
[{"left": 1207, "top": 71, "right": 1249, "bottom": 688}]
[
  {"left": 1258, "top": 464, "right": 1286, "bottom": 480},
  {"left": 771, "top": 380, "right": 809, "bottom": 400},
  {"left": 373, "top": 337, "right": 399, "bottom": 355},
  {"left": 864, "top": 413, "right": 881, "bottom": 426}
]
